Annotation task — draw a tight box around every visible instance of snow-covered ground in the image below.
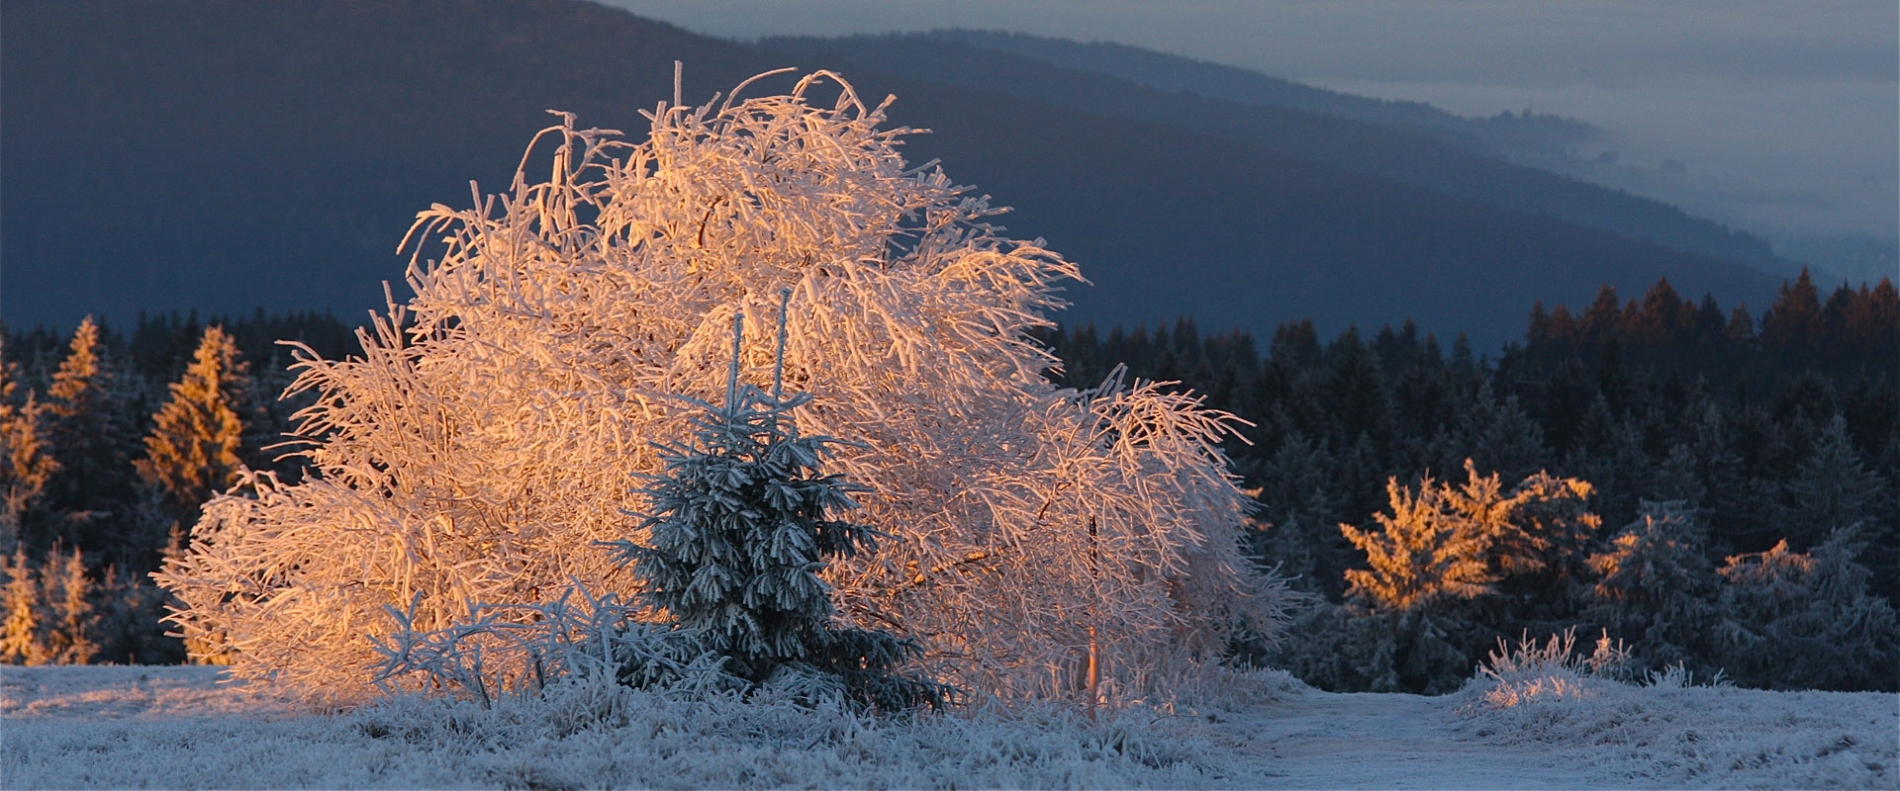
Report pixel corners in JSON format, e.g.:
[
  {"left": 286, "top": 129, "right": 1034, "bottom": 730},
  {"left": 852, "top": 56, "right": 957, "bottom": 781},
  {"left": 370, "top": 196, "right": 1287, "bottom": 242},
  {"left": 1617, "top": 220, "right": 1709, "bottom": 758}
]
[{"left": 3, "top": 665, "right": 1894, "bottom": 789}]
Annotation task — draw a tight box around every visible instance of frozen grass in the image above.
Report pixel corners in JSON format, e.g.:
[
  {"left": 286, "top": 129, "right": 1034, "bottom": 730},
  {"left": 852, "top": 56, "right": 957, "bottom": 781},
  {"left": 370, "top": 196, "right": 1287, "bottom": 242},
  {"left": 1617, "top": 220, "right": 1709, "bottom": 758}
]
[
  {"left": 1, "top": 666, "right": 1256, "bottom": 789},
  {"left": 5, "top": 665, "right": 1894, "bottom": 789},
  {"left": 1456, "top": 633, "right": 1898, "bottom": 789}
]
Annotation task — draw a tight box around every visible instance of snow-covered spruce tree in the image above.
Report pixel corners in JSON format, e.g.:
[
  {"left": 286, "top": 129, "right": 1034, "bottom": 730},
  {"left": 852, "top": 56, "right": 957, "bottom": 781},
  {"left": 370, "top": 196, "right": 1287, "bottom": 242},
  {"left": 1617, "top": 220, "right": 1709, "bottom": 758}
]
[
  {"left": 158, "top": 70, "right": 1288, "bottom": 704},
  {"left": 44, "top": 317, "right": 135, "bottom": 554},
  {"left": 1585, "top": 499, "right": 1721, "bottom": 677},
  {"left": 0, "top": 548, "right": 40, "bottom": 663},
  {"left": 1779, "top": 415, "right": 1887, "bottom": 551},
  {"left": 602, "top": 310, "right": 949, "bottom": 711},
  {"left": 1714, "top": 525, "right": 1899, "bottom": 691},
  {"left": 0, "top": 544, "right": 97, "bottom": 665}
]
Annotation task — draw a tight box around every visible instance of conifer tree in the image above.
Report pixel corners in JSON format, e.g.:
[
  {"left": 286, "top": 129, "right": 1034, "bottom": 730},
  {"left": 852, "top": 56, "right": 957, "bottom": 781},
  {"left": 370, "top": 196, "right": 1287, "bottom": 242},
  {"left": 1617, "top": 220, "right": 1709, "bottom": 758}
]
[
  {"left": 136, "top": 326, "right": 254, "bottom": 531},
  {"left": 1341, "top": 473, "right": 1496, "bottom": 612},
  {"left": 1586, "top": 500, "right": 1720, "bottom": 674},
  {"left": 0, "top": 341, "right": 58, "bottom": 553},
  {"left": 1340, "top": 462, "right": 1596, "bottom": 612},
  {"left": 1327, "top": 474, "right": 1482, "bottom": 691},
  {"left": 42, "top": 544, "right": 97, "bottom": 664},
  {"left": 1780, "top": 415, "right": 1885, "bottom": 551},
  {"left": 0, "top": 544, "right": 97, "bottom": 664},
  {"left": 44, "top": 317, "right": 133, "bottom": 550},
  {"left": 1647, "top": 442, "right": 1705, "bottom": 506},
  {"left": 607, "top": 310, "right": 947, "bottom": 711},
  {"left": 0, "top": 548, "right": 40, "bottom": 663},
  {"left": 1489, "top": 467, "right": 1602, "bottom": 585},
  {"left": 1716, "top": 525, "right": 1899, "bottom": 690},
  {"left": 1459, "top": 382, "right": 1547, "bottom": 483},
  {"left": 1251, "top": 431, "right": 1346, "bottom": 596},
  {"left": 1311, "top": 463, "right": 1599, "bottom": 693}
]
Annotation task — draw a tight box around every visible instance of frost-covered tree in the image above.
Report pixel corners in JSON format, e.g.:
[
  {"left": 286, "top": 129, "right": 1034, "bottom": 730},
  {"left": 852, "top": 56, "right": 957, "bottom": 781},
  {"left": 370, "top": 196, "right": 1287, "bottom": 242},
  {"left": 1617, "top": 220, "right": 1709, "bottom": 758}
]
[
  {"left": 0, "top": 544, "right": 96, "bottom": 665},
  {"left": 0, "top": 342, "right": 58, "bottom": 553},
  {"left": 1250, "top": 431, "right": 1345, "bottom": 596},
  {"left": 43, "top": 317, "right": 134, "bottom": 550},
  {"left": 1340, "top": 461, "right": 1595, "bottom": 612},
  {"left": 1779, "top": 415, "right": 1885, "bottom": 551},
  {"left": 158, "top": 70, "right": 1288, "bottom": 703},
  {"left": 1284, "top": 462, "right": 1597, "bottom": 694},
  {"left": 0, "top": 549, "right": 39, "bottom": 663},
  {"left": 1645, "top": 443, "right": 1705, "bottom": 507},
  {"left": 1715, "top": 525, "right": 1899, "bottom": 691},
  {"left": 1585, "top": 500, "right": 1720, "bottom": 675},
  {"left": 1457, "top": 382, "right": 1547, "bottom": 484},
  {"left": 1341, "top": 473, "right": 1496, "bottom": 612},
  {"left": 136, "top": 326, "right": 254, "bottom": 518},
  {"left": 43, "top": 545, "right": 97, "bottom": 664}
]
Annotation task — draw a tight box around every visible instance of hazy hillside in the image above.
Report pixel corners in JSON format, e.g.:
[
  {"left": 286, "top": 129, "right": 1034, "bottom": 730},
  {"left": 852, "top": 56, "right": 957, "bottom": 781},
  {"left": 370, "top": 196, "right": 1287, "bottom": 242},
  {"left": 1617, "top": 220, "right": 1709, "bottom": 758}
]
[
  {"left": 4, "top": 0, "right": 1782, "bottom": 345},
  {"left": 852, "top": 76, "right": 1774, "bottom": 346},
  {"left": 925, "top": 29, "right": 1590, "bottom": 157},
  {"left": 762, "top": 33, "right": 1790, "bottom": 275}
]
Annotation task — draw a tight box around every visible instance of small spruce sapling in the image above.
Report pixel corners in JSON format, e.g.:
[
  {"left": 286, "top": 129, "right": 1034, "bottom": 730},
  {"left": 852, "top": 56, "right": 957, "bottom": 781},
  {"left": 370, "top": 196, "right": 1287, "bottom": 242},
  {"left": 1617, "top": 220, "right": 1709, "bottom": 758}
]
[{"left": 604, "top": 299, "right": 950, "bottom": 712}]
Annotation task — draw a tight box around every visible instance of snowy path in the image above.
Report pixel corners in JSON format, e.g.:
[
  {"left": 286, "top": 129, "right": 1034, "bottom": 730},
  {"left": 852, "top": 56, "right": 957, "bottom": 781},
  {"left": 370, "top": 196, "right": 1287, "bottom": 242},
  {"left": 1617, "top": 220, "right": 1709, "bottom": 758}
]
[
  {"left": 3, "top": 666, "right": 1893, "bottom": 789},
  {"left": 1225, "top": 689, "right": 1616, "bottom": 788}
]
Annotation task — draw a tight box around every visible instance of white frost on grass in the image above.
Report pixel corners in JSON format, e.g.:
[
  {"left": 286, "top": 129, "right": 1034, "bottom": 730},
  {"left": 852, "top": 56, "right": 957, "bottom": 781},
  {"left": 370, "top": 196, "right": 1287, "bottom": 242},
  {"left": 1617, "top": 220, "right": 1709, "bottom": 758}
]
[
  {"left": 4, "top": 665, "right": 1894, "bottom": 789},
  {"left": 1453, "top": 670, "right": 1899, "bottom": 789},
  {"left": 2, "top": 666, "right": 1254, "bottom": 789}
]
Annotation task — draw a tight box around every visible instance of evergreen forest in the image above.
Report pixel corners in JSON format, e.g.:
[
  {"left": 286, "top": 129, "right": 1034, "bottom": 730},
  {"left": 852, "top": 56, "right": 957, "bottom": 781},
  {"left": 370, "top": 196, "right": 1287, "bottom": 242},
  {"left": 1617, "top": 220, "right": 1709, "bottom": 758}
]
[{"left": 3, "top": 271, "right": 1894, "bottom": 693}]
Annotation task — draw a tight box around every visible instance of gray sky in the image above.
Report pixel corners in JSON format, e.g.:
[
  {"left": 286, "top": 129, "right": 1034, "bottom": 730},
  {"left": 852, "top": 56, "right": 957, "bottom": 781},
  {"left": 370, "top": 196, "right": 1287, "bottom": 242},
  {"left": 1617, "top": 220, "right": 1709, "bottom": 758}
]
[{"left": 600, "top": 1, "right": 1898, "bottom": 271}]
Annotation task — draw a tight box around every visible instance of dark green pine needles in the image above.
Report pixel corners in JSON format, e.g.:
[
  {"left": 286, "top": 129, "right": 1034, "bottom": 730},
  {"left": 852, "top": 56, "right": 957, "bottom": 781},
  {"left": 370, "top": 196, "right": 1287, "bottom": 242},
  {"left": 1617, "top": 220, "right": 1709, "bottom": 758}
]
[{"left": 604, "top": 315, "right": 951, "bottom": 712}]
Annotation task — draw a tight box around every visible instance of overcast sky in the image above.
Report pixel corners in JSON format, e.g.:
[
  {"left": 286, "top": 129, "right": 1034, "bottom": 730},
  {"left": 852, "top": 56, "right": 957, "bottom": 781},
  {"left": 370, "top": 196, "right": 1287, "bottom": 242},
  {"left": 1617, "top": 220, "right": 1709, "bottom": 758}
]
[{"left": 600, "top": 1, "right": 1898, "bottom": 270}]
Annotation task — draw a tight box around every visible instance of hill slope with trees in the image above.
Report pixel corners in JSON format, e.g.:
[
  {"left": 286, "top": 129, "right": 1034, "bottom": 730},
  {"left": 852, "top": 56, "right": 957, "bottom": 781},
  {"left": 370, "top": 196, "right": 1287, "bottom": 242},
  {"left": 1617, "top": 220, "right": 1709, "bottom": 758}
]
[{"left": 762, "top": 32, "right": 1788, "bottom": 273}]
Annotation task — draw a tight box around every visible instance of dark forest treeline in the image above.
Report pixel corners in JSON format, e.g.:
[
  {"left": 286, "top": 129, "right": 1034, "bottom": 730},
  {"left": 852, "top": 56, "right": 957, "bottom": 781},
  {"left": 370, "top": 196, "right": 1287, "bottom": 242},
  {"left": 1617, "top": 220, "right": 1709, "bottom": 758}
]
[
  {"left": 2, "top": 272, "right": 1894, "bottom": 692},
  {"left": 1039, "top": 270, "right": 1898, "bottom": 693}
]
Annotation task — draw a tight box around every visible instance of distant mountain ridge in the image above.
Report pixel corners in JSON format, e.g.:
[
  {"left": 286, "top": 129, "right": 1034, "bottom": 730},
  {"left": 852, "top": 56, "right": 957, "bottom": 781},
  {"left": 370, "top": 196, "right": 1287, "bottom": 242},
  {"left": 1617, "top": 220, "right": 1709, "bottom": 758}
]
[
  {"left": 922, "top": 29, "right": 1595, "bottom": 158},
  {"left": 761, "top": 32, "right": 1789, "bottom": 275},
  {"left": 3, "top": 0, "right": 1783, "bottom": 347}
]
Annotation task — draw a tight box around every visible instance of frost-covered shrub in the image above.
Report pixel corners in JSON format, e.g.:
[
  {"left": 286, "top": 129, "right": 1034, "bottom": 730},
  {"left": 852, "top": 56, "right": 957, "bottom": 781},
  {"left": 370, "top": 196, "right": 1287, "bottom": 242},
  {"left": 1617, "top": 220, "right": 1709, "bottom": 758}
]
[
  {"left": 1470, "top": 628, "right": 1630, "bottom": 709},
  {"left": 1451, "top": 634, "right": 1900, "bottom": 790},
  {"left": 157, "top": 70, "right": 1287, "bottom": 704},
  {"left": 371, "top": 586, "right": 742, "bottom": 707}
]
